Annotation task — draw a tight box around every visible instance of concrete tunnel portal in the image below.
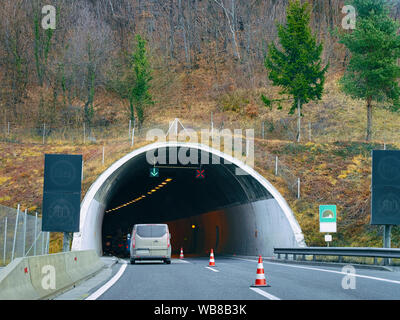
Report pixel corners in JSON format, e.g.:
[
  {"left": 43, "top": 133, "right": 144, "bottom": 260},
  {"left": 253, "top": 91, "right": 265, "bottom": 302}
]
[{"left": 71, "top": 142, "right": 305, "bottom": 257}]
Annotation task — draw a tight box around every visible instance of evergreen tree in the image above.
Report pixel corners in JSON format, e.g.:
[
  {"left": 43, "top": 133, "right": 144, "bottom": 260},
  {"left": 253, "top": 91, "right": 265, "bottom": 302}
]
[
  {"left": 130, "top": 34, "right": 153, "bottom": 127},
  {"left": 338, "top": 0, "right": 400, "bottom": 141},
  {"left": 263, "top": 0, "right": 327, "bottom": 142}
]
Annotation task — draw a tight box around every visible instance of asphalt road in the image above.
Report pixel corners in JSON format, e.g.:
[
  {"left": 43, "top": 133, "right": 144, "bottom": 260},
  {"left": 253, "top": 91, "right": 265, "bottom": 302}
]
[{"left": 89, "top": 256, "right": 400, "bottom": 300}]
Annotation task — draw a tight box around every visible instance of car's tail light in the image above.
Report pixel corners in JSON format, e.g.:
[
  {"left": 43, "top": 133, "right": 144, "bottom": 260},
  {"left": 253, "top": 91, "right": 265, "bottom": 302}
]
[
  {"left": 132, "top": 231, "right": 136, "bottom": 249},
  {"left": 167, "top": 231, "right": 170, "bottom": 248}
]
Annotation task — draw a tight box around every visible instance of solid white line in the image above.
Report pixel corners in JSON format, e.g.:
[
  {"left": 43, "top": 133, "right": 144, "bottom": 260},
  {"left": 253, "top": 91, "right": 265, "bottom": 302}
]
[
  {"left": 86, "top": 263, "right": 128, "bottom": 300},
  {"left": 231, "top": 257, "right": 400, "bottom": 285},
  {"left": 249, "top": 287, "right": 281, "bottom": 300},
  {"left": 205, "top": 266, "right": 219, "bottom": 272}
]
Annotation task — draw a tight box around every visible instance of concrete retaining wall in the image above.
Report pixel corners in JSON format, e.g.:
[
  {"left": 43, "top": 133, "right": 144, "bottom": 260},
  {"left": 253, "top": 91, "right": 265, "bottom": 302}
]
[{"left": 0, "top": 250, "right": 104, "bottom": 300}]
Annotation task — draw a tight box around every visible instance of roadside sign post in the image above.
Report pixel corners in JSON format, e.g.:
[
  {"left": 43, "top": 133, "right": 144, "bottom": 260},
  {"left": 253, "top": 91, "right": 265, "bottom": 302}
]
[
  {"left": 324, "top": 234, "right": 332, "bottom": 247},
  {"left": 320, "top": 205, "right": 337, "bottom": 246}
]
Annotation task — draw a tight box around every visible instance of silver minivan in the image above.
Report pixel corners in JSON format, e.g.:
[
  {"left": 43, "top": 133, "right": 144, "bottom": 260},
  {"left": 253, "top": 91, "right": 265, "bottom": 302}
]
[{"left": 130, "top": 224, "right": 171, "bottom": 264}]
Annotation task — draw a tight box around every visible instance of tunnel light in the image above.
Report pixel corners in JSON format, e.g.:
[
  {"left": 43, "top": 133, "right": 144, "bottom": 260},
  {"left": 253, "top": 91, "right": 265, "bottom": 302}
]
[
  {"left": 192, "top": 224, "right": 196, "bottom": 229},
  {"left": 161, "top": 182, "right": 167, "bottom": 185},
  {"left": 151, "top": 189, "right": 156, "bottom": 192},
  {"left": 165, "top": 178, "right": 172, "bottom": 182}
]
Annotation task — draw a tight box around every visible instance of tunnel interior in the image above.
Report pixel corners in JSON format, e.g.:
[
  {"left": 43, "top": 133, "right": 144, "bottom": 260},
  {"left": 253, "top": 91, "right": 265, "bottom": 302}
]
[{"left": 101, "top": 146, "right": 273, "bottom": 257}]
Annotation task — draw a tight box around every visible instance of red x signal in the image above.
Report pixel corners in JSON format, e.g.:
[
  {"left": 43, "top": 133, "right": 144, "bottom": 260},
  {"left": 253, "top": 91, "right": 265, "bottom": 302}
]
[{"left": 196, "top": 169, "right": 205, "bottom": 179}]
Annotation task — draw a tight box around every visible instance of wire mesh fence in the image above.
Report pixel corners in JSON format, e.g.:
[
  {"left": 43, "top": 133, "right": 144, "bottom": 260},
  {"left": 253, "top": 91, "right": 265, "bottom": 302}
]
[
  {"left": 0, "top": 204, "right": 49, "bottom": 267},
  {"left": 2, "top": 118, "right": 398, "bottom": 147}
]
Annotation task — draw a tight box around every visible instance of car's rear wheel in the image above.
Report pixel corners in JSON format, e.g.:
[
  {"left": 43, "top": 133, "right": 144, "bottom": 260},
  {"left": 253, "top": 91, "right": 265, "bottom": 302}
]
[
  {"left": 164, "top": 259, "right": 171, "bottom": 264},
  {"left": 130, "top": 259, "right": 135, "bottom": 264}
]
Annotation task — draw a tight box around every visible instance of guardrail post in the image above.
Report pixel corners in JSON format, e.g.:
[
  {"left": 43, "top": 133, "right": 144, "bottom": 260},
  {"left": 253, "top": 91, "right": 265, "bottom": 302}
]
[
  {"left": 312, "top": 255, "right": 316, "bottom": 262},
  {"left": 277, "top": 253, "right": 280, "bottom": 260},
  {"left": 374, "top": 257, "right": 378, "bottom": 265},
  {"left": 338, "top": 256, "right": 343, "bottom": 263},
  {"left": 293, "top": 254, "right": 297, "bottom": 261},
  {"left": 285, "top": 253, "right": 288, "bottom": 260}
]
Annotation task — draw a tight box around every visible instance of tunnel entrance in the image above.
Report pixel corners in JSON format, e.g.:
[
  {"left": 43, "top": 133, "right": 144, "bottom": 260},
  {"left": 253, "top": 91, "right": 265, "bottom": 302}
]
[{"left": 72, "top": 142, "right": 305, "bottom": 257}]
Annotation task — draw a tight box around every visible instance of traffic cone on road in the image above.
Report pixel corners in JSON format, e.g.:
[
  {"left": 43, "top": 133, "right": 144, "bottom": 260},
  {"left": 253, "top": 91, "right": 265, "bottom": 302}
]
[
  {"left": 250, "top": 256, "right": 268, "bottom": 287},
  {"left": 209, "top": 249, "right": 216, "bottom": 266},
  {"left": 180, "top": 247, "right": 184, "bottom": 259}
]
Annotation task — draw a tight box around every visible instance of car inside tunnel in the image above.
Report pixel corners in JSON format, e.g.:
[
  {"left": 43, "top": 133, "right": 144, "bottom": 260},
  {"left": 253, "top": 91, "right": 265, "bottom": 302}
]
[{"left": 73, "top": 143, "right": 304, "bottom": 257}]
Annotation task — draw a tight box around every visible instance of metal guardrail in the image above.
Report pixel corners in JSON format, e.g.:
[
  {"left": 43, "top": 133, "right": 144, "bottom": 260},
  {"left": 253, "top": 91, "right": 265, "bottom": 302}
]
[{"left": 274, "top": 247, "right": 400, "bottom": 265}]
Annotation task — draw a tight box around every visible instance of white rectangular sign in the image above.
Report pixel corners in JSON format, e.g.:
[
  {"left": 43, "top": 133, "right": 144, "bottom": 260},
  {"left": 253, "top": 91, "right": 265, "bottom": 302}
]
[{"left": 320, "top": 222, "right": 337, "bottom": 233}]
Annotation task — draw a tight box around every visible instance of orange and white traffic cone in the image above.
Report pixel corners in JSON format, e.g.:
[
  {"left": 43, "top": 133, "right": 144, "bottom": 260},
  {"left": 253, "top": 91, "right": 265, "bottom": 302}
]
[
  {"left": 180, "top": 247, "right": 184, "bottom": 259},
  {"left": 209, "top": 249, "right": 216, "bottom": 266},
  {"left": 250, "top": 256, "right": 268, "bottom": 287}
]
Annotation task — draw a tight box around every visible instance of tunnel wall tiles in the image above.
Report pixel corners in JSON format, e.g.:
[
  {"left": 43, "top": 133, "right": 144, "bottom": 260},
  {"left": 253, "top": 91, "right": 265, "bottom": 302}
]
[{"left": 166, "top": 199, "right": 299, "bottom": 257}]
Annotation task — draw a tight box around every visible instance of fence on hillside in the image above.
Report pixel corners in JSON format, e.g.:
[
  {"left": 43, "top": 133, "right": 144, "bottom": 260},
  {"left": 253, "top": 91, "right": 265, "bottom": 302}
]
[{"left": 0, "top": 204, "right": 49, "bottom": 267}]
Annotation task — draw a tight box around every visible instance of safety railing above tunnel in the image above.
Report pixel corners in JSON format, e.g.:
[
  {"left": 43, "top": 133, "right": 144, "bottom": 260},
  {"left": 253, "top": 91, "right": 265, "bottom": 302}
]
[{"left": 274, "top": 247, "right": 400, "bottom": 266}]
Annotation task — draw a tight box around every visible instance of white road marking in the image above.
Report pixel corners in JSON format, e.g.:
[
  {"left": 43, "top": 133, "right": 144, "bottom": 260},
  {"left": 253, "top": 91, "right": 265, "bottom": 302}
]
[
  {"left": 205, "top": 266, "right": 219, "bottom": 272},
  {"left": 86, "top": 262, "right": 128, "bottom": 300},
  {"left": 249, "top": 287, "right": 281, "bottom": 300},
  {"left": 231, "top": 257, "right": 400, "bottom": 285},
  {"left": 173, "top": 259, "right": 190, "bottom": 264}
]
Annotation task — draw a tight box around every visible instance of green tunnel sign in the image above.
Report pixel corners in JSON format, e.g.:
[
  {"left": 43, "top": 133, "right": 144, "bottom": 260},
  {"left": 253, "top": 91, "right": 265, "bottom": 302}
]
[{"left": 319, "top": 205, "right": 337, "bottom": 223}]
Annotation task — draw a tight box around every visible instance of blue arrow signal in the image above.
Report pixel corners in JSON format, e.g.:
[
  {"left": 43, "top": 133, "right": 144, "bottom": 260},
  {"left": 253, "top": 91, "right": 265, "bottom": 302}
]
[{"left": 150, "top": 168, "right": 159, "bottom": 177}]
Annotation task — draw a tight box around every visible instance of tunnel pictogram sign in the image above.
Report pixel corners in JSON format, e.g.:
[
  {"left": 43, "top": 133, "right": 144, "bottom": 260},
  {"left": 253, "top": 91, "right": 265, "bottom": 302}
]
[{"left": 196, "top": 169, "right": 205, "bottom": 179}]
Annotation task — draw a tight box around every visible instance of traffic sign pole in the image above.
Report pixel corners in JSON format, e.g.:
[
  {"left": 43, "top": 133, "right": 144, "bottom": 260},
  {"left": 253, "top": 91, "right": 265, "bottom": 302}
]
[{"left": 383, "top": 225, "right": 392, "bottom": 265}]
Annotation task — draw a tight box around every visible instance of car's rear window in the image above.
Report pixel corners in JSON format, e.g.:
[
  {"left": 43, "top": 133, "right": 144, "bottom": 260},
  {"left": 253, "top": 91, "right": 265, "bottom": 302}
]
[{"left": 136, "top": 225, "right": 167, "bottom": 238}]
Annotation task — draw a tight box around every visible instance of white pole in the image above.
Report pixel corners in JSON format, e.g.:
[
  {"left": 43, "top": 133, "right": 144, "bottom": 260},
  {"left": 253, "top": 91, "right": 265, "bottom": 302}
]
[
  {"left": 34, "top": 212, "right": 38, "bottom": 256},
  {"left": 129, "top": 120, "right": 132, "bottom": 138},
  {"left": 297, "top": 178, "right": 301, "bottom": 199},
  {"left": 275, "top": 156, "right": 278, "bottom": 176},
  {"left": 131, "top": 128, "right": 135, "bottom": 147},
  {"left": 3, "top": 217, "right": 7, "bottom": 265},
  {"left": 83, "top": 123, "right": 86, "bottom": 144},
  {"left": 22, "top": 209, "right": 27, "bottom": 257},
  {"left": 11, "top": 204, "right": 20, "bottom": 261},
  {"left": 81, "top": 160, "right": 84, "bottom": 182},
  {"left": 309, "top": 121, "right": 311, "bottom": 141},
  {"left": 46, "top": 232, "right": 50, "bottom": 254},
  {"left": 42, "top": 230, "right": 45, "bottom": 255},
  {"left": 42, "top": 123, "right": 46, "bottom": 144},
  {"left": 102, "top": 146, "right": 105, "bottom": 165},
  {"left": 7, "top": 122, "right": 10, "bottom": 135}
]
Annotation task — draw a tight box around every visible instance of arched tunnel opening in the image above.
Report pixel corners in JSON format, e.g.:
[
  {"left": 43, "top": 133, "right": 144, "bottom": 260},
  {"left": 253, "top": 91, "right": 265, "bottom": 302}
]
[{"left": 72, "top": 143, "right": 305, "bottom": 257}]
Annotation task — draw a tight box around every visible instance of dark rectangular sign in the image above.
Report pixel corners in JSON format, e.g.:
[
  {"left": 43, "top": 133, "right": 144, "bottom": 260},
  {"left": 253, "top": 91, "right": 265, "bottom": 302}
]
[
  {"left": 42, "top": 154, "right": 82, "bottom": 232},
  {"left": 371, "top": 150, "right": 400, "bottom": 225},
  {"left": 43, "top": 154, "right": 82, "bottom": 193},
  {"left": 42, "top": 193, "right": 81, "bottom": 232}
]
